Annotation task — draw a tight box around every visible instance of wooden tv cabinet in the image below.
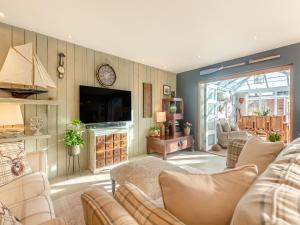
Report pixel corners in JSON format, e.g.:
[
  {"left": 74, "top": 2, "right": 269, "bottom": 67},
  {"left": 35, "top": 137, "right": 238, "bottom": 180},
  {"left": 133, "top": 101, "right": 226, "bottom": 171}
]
[{"left": 147, "top": 135, "right": 194, "bottom": 160}]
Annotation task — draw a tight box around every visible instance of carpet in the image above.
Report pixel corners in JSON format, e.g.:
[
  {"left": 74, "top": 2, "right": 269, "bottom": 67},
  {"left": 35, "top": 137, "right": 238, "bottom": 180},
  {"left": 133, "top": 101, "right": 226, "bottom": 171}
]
[
  {"left": 53, "top": 187, "right": 101, "bottom": 225},
  {"left": 208, "top": 149, "right": 227, "bottom": 157}
]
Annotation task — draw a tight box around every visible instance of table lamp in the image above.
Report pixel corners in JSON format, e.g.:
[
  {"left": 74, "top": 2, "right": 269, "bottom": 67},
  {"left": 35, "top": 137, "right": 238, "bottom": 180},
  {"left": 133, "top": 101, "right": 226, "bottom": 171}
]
[
  {"left": 0, "top": 103, "right": 24, "bottom": 137},
  {"left": 156, "top": 112, "right": 166, "bottom": 136}
]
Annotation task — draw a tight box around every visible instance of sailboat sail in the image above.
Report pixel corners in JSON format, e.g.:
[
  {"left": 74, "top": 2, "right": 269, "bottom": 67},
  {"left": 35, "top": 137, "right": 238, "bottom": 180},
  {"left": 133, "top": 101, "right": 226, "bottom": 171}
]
[{"left": 0, "top": 43, "right": 56, "bottom": 89}]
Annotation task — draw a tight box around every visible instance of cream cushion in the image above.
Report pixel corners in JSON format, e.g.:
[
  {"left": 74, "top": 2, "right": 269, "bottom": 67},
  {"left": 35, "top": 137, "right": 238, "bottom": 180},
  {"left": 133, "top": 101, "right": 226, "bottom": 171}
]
[
  {"left": 236, "top": 136, "right": 284, "bottom": 174},
  {"left": 0, "top": 172, "right": 50, "bottom": 207},
  {"left": 10, "top": 194, "right": 55, "bottom": 225},
  {"left": 159, "top": 165, "right": 258, "bottom": 225},
  {"left": 231, "top": 138, "right": 300, "bottom": 225},
  {"left": 0, "top": 142, "right": 32, "bottom": 186}
]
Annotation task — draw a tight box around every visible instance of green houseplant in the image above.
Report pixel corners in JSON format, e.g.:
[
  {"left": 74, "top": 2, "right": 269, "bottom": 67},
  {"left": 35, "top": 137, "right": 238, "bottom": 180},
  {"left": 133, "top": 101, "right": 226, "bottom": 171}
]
[
  {"left": 268, "top": 132, "right": 281, "bottom": 142},
  {"left": 254, "top": 106, "right": 271, "bottom": 116},
  {"left": 149, "top": 126, "right": 161, "bottom": 137},
  {"left": 64, "top": 119, "right": 85, "bottom": 156}
]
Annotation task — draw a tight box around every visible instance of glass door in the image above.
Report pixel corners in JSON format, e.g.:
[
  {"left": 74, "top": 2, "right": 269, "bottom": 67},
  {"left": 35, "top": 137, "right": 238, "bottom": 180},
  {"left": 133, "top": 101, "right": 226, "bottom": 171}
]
[{"left": 205, "top": 84, "right": 218, "bottom": 151}]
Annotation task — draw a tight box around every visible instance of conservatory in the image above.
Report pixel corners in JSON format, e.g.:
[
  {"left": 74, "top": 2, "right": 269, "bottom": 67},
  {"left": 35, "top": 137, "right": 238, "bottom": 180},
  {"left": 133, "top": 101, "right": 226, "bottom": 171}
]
[{"left": 202, "top": 69, "right": 290, "bottom": 152}]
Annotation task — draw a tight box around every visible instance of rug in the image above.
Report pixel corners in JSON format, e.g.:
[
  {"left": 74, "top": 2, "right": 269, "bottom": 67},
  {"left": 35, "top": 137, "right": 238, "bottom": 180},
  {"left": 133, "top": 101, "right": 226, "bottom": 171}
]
[
  {"left": 208, "top": 148, "right": 227, "bottom": 157},
  {"left": 53, "top": 189, "right": 88, "bottom": 225}
]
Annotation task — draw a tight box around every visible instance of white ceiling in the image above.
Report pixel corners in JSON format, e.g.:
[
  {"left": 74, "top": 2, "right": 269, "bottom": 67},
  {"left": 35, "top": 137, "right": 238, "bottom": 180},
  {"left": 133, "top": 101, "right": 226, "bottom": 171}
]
[{"left": 0, "top": 0, "right": 300, "bottom": 73}]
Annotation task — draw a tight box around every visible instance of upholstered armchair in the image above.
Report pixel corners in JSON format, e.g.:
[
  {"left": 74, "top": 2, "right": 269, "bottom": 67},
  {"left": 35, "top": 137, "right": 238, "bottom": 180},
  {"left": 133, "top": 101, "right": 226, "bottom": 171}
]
[{"left": 216, "top": 120, "right": 248, "bottom": 148}]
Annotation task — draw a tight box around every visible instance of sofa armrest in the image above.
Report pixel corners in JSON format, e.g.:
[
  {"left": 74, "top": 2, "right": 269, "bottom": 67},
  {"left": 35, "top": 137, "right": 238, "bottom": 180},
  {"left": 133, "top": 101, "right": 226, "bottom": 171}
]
[
  {"left": 27, "top": 151, "right": 47, "bottom": 174},
  {"left": 115, "top": 183, "right": 184, "bottom": 225},
  {"left": 226, "top": 139, "right": 247, "bottom": 168},
  {"left": 81, "top": 189, "right": 139, "bottom": 225},
  {"left": 38, "top": 218, "right": 67, "bottom": 225}
]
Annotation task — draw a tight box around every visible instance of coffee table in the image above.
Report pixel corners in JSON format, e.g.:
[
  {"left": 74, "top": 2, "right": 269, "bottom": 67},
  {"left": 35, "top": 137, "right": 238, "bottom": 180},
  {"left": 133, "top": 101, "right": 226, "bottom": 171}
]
[{"left": 110, "top": 156, "right": 199, "bottom": 199}]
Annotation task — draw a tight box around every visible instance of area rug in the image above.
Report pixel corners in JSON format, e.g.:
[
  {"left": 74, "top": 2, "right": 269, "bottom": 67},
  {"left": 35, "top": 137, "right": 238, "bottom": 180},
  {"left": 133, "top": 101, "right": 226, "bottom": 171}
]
[
  {"left": 208, "top": 148, "right": 227, "bottom": 157},
  {"left": 52, "top": 187, "right": 98, "bottom": 225}
]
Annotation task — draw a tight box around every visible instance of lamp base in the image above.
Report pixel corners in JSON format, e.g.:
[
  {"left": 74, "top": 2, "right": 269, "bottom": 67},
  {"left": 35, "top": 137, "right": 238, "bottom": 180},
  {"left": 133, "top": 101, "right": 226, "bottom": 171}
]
[{"left": 160, "top": 123, "right": 165, "bottom": 137}]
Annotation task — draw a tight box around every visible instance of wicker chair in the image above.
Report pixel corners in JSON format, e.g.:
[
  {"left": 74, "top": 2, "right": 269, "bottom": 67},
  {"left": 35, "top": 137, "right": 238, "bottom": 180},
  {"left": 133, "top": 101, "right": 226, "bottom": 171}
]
[{"left": 216, "top": 121, "right": 248, "bottom": 148}]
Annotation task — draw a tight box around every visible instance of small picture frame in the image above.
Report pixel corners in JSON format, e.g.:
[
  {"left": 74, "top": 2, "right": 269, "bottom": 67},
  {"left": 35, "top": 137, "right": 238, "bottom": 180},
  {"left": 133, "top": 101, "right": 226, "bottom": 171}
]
[{"left": 163, "top": 85, "right": 171, "bottom": 96}]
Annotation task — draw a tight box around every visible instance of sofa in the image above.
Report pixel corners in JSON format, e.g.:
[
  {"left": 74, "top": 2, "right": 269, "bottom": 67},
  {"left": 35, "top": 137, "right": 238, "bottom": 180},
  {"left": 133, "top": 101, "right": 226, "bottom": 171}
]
[
  {"left": 0, "top": 150, "right": 66, "bottom": 225},
  {"left": 81, "top": 138, "right": 300, "bottom": 225},
  {"left": 216, "top": 120, "right": 248, "bottom": 148}
]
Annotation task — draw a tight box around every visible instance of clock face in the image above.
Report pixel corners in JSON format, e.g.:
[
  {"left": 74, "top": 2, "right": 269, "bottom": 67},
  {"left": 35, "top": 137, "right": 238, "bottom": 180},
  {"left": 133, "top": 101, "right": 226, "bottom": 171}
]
[
  {"left": 96, "top": 64, "right": 116, "bottom": 86},
  {"left": 57, "top": 66, "right": 65, "bottom": 74}
]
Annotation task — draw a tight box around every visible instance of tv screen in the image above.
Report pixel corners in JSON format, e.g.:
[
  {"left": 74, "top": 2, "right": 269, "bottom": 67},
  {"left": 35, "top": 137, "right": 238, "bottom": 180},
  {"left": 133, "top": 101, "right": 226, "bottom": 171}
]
[{"left": 80, "top": 85, "right": 132, "bottom": 123}]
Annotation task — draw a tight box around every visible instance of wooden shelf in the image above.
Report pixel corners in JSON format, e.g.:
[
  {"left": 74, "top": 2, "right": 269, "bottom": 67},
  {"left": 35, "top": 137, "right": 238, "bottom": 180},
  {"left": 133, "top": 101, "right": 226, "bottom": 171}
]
[
  {"left": 162, "top": 98, "right": 183, "bottom": 102},
  {"left": 0, "top": 98, "right": 60, "bottom": 106},
  {"left": 166, "top": 113, "right": 183, "bottom": 120},
  {"left": 0, "top": 134, "right": 51, "bottom": 143}
]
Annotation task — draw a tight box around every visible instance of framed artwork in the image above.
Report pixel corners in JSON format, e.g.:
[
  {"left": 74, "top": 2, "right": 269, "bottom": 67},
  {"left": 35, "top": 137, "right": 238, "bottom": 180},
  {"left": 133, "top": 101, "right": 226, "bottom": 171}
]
[
  {"left": 143, "top": 83, "right": 152, "bottom": 118},
  {"left": 163, "top": 85, "right": 171, "bottom": 96}
]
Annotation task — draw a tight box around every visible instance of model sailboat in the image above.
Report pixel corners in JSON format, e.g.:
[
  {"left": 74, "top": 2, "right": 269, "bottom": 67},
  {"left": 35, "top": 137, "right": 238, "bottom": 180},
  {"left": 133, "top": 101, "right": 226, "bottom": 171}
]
[{"left": 0, "top": 43, "right": 56, "bottom": 98}]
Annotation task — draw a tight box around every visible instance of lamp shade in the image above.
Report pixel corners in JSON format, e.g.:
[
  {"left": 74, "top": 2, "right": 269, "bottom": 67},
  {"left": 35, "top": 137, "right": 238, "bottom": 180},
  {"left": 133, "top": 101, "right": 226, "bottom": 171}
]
[
  {"left": 0, "top": 103, "right": 23, "bottom": 126},
  {"left": 156, "top": 112, "right": 166, "bottom": 123}
]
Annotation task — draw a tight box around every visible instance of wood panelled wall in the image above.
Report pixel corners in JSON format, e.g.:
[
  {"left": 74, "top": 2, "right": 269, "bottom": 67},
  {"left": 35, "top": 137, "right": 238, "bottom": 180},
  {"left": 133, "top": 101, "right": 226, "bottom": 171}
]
[{"left": 0, "top": 22, "right": 176, "bottom": 179}]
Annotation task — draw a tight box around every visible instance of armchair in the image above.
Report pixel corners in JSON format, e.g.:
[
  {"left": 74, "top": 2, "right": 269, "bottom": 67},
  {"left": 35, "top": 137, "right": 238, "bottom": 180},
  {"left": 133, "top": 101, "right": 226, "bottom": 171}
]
[{"left": 216, "top": 121, "right": 248, "bottom": 148}]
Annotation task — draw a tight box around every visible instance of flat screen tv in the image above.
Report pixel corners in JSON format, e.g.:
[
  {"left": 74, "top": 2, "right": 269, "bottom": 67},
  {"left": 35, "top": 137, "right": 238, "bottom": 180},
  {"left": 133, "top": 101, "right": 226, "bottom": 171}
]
[{"left": 80, "top": 85, "right": 131, "bottom": 123}]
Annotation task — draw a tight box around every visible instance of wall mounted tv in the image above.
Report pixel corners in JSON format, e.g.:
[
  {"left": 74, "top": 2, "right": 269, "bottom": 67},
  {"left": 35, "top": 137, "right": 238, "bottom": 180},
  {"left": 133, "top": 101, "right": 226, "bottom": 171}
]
[{"left": 80, "top": 85, "right": 132, "bottom": 124}]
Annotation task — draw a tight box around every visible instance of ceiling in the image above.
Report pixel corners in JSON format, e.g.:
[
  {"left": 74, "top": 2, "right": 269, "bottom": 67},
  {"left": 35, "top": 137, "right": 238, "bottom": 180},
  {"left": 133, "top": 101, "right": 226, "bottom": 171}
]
[
  {"left": 0, "top": 0, "right": 300, "bottom": 73},
  {"left": 213, "top": 70, "right": 290, "bottom": 93}
]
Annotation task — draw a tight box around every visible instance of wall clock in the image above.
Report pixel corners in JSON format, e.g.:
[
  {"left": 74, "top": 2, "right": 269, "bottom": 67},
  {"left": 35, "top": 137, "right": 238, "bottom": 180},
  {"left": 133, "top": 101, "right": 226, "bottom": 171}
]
[{"left": 96, "top": 64, "right": 116, "bottom": 86}]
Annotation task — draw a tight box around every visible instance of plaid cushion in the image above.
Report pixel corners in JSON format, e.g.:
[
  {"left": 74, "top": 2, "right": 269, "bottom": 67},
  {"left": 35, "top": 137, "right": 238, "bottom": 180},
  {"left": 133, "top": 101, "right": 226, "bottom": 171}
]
[
  {"left": 231, "top": 138, "right": 300, "bottom": 225},
  {"left": 0, "top": 201, "right": 22, "bottom": 225},
  {"left": 0, "top": 142, "right": 32, "bottom": 187},
  {"left": 115, "top": 183, "right": 184, "bottom": 225},
  {"left": 81, "top": 189, "right": 139, "bottom": 225},
  {"left": 226, "top": 139, "right": 247, "bottom": 168}
]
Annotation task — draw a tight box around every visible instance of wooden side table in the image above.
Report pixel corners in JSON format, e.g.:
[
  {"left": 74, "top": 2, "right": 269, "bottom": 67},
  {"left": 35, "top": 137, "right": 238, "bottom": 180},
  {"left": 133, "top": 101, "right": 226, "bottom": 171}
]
[{"left": 147, "top": 135, "right": 194, "bottom": 160}]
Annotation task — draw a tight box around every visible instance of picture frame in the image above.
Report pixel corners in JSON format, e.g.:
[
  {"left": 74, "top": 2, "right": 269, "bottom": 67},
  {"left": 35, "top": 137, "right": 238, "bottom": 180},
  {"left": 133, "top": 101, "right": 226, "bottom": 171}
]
[{"left": 163, "top": 85, "right": 171, "bottom": 96}]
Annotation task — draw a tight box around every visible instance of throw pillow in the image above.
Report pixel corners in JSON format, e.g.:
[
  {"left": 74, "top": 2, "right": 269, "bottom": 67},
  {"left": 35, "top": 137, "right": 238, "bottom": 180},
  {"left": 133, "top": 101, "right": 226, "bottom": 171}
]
[
  {"left": 230, "top": 124, "right": 238, "bottom": 131},
  {"left": 236, "top": 136, "right": 284, "bottom": 174},
  {"left": 220, "top": 120, "right": 231, "bottom": 132},
  {"left": 0, "top": 201, "right": 22, "bottom": 225},
  {"left": 0, "top": 142, "right": 32, "bottom": 187},
  {"left": 159, "top": 165, "right": 258, "bottom": 225}
]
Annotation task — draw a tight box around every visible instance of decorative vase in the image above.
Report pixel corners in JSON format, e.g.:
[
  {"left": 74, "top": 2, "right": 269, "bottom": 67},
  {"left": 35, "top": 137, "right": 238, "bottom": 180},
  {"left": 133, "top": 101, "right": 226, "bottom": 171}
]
[
  {"left": 68, "top": 145, "right": 81, "bottom": 156},
  {"left": 169, "top": 102, "right": 177, "bottom": 114},
  {"left": 184, "top": 127, "right": 191, "bottom": 136}
]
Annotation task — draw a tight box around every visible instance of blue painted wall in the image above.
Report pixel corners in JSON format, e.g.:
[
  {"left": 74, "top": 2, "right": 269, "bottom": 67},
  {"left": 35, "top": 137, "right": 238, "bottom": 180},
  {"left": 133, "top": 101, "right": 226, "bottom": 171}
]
[{"left": 177, "top": 43, "right": 300, "bottom": 139}]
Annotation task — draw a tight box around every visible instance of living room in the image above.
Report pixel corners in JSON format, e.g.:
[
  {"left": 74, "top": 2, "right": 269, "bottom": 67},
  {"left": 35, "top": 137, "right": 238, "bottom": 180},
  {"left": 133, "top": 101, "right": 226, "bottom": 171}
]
[{"left": 0, "top": 1, "right": 300, "bottom": 225}]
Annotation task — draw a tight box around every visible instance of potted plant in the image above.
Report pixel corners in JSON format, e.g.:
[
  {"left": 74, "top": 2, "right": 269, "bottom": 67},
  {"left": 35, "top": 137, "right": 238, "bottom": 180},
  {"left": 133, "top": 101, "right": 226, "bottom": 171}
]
[
  {"left": 254, "top": 106, "right": 271, "bottom": 116},
  {"left": 64, "top": 119, "right": 85, "bottom": 156},
  {"left": 268, "top": 132, "right": 281, "bottom": 142},
  {"left": 183, "top": 121, "right": 192, "bottom": 136},
  {"left": 149, "top": 127, "right": 161, "bottom": 137}
]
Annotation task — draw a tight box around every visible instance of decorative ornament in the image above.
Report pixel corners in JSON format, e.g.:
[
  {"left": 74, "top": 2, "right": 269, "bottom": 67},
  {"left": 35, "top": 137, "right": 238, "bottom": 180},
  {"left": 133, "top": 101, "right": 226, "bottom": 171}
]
[
  {"left": 57, "top": 53, "right": 66, "bottom": 79},
  {"left": 30, "top": 117, "right": 43, "bottom": 135},
  {"left": 96, "top": 64, "right": 116, "bottom": 86},
  {"left": 239, "top": 98, "right": 244, "bottom": 104}
]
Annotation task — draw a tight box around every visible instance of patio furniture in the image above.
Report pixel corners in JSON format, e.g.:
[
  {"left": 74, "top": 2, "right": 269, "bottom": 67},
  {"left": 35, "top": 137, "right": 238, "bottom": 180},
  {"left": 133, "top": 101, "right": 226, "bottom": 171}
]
[{"left": 216, "top": 120, "right": 248, "bottom": 148}]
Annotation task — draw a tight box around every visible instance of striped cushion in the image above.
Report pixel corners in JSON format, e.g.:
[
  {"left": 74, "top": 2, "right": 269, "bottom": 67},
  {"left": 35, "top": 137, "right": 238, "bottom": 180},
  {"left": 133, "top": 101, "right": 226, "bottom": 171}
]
[
  {"left": 81, "top": 189, "right": 139, "bottom": 225},
  {"left": 231, "top": 138, "right": 300, "bottom": 225},
  {"left": 115, "top": 183, "right": 184, "bottom": 225},
  {"left": 0, "top": 142, "right": 32, "bottom": 187},
  {"left": 227, "top": 139, "right": 247, "bottom": 168}
]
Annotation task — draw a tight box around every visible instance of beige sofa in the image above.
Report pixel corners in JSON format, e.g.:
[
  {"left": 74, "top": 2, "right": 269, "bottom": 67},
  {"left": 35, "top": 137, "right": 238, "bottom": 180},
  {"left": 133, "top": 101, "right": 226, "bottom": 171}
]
[
  {"left": 82, "top": 138, "right": 300, "bottom": 225},
  {"left": 0, "top": 151, "right": 66, "bottom": 225}
]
